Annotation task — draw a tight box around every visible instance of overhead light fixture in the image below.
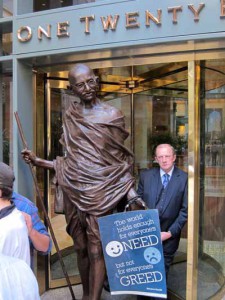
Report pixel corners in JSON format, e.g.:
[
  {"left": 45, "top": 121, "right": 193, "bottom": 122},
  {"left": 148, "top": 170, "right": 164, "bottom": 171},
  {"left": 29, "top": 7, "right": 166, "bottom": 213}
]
[{"left": 126, "top": 80, "right": 139, "bottom": 89}]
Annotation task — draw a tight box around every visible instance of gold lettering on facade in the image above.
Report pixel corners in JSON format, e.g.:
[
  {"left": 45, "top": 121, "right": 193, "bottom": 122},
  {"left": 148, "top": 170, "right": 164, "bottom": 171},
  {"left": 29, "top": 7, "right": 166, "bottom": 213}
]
[
  {"left": 57, "top": 22, "right": 70, "bottom": 37},
  {"left": 188, "top": 4, "right": 205, "bottom": 21},
  {"left": 17, "top": 26, "right": 32, "bottom": 42},
  {"left": 145, "top": 9, "right": 162, "bottom": 26},
  {"left": 220, "top": 0, "right": 225, "bottom": 17},
  {"left": 80, "top": 15, "right": 95, "bottom": 33},
  {"left": 100, "top": 15, "right": 119, "bottom": 31},
  {"left": 168, "top": 6, "right": 183, "bottom": 23},
  {"left": 17, "top": 3, "right": 225, "bottom": 43},
  {"left": 126, "top": 12, "right": 140, "bottom": 28},
  {"left": 38, "top": 25, "right": 51, "bottom": 40}
]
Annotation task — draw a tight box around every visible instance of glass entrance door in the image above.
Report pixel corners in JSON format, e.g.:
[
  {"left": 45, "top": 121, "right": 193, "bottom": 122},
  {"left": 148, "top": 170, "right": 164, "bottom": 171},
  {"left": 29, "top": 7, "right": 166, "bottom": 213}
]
[
  {"left": 38, "top": 60, "right": 225, "bottom": 298},
  {"left": 44, "top": 77, "right": 82, "bottom": 288}
]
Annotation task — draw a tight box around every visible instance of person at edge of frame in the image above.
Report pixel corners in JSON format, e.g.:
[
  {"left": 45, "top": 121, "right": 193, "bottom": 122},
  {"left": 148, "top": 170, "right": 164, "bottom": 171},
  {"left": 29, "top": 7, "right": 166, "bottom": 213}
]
[
  {"left": 12, "top": 191, "right": 52, "bottom": 269},
  {"left": 0, "top": 162, "right": 41, "bottom": 299},
  {"left": 0, "top": 161, "right": 52, "bottom": 269}
]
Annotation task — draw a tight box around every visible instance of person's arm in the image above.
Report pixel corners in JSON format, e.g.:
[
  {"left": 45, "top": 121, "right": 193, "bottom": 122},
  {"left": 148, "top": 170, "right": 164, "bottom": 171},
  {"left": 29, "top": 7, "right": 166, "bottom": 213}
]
[
  {"left": 136, "top": 171, "right": 144, "bottom": 200},
  {"left": 127, "top": 187, "right": 139, "bottom": 200},
  {"left": 22, "top": 212, "right": 50, "bottom": 252},
  {"left": 13, "top": 192, "right": 52, "bottom": 254},
  {"left": 125, "top": 172, "right": 148, "bottom": 211},
  {"left": 21, "top": 149, "right": 54, "bottom": 170}
]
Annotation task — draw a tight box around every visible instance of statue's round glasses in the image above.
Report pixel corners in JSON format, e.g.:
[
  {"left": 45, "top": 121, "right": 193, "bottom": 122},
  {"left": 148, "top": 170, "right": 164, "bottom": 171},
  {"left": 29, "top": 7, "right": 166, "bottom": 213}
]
[{"left": 71, "top": 78, "right": 96, "bottom": 91}]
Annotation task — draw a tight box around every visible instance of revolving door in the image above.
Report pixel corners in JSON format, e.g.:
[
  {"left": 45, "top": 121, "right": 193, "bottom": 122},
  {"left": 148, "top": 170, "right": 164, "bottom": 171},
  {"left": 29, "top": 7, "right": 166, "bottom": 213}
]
[{"left": 34, "top": 60, "right": 225, "bottom": 299}]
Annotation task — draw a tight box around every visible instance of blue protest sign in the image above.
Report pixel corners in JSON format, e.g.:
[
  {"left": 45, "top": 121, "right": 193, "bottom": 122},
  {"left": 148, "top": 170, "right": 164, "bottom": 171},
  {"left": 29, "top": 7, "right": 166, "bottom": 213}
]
[{"left": 98, "top": 210, "right": 167, "bottom": 298}]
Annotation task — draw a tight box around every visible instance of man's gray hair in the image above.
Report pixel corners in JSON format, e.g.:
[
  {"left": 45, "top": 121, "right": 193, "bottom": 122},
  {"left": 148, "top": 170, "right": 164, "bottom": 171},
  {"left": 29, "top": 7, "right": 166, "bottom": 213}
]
[{"left": 155, "top": 143, "right": 176, "bottom": 156}]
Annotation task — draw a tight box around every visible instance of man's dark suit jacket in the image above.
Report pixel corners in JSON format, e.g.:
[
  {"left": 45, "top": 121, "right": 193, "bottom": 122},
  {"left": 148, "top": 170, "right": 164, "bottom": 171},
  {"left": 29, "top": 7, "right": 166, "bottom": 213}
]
[{"left": 137, "top": 166, "right": 188, "bottom": 257}]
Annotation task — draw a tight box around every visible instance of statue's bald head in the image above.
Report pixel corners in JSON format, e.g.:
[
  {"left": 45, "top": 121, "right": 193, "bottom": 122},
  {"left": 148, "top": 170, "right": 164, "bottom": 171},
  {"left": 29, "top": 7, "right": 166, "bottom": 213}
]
[{"left": 68, "top": 64, "right": 95, "bottom": 85}]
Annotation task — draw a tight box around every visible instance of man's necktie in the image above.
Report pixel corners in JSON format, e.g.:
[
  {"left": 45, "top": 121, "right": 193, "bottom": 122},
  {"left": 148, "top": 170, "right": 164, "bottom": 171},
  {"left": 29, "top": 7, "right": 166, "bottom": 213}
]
[{"left": 162, "top": 173, "right": 170, "bottom": 189}]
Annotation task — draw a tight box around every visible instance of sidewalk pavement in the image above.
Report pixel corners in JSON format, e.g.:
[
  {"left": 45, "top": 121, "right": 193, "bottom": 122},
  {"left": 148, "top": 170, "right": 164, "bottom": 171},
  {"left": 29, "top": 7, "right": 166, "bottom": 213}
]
[{"left": 41, "top": 284, "right": 137, "bottom": 300}]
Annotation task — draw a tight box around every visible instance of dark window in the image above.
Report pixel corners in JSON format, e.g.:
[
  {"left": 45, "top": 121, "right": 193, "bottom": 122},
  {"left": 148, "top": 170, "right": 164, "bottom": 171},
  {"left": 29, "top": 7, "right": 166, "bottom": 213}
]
[{"left": 33, "top": 0, "right": 95, "bottom": 12}]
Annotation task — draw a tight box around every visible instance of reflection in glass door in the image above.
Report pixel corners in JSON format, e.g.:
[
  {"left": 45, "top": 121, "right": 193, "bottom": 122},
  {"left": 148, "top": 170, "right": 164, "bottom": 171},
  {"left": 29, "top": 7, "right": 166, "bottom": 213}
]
[
  {"left": 133, "top": 62, "right": 188, "bottom": 173},
  {"left": 46, "top": 80, "right": 81, "bottom": 288},
  {"left": 131, "top": 63, "right": 189, "bottom": 299},
  {"left": 198, "top": 60, "right": 225, "bottom": 300}
]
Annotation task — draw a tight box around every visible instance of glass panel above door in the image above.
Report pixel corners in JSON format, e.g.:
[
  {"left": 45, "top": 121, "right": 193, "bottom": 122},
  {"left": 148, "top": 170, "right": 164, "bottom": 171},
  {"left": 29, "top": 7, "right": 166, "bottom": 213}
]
[{"left": 96, "top": 62, "right": 188, "bottom": 178}]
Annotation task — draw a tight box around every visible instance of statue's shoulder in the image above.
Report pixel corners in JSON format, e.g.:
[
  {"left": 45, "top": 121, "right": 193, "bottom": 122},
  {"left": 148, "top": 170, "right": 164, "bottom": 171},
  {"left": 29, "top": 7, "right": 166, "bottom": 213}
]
[{"left": 101, "top": 102, "right": 123, "bottom": 118}]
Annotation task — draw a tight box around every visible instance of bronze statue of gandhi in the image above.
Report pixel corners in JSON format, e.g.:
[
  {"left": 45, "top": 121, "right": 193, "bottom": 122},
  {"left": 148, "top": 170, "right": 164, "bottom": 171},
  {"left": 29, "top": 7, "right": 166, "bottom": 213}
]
[{"left": 22, "top": 63, "right": 145, "bottom": 300}]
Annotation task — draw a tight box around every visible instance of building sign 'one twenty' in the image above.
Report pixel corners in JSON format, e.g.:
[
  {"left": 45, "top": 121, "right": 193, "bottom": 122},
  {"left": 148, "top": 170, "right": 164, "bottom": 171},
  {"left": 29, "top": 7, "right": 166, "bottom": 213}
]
[{"left": 14, "top": 0, "right": 225, "bottom": 54}]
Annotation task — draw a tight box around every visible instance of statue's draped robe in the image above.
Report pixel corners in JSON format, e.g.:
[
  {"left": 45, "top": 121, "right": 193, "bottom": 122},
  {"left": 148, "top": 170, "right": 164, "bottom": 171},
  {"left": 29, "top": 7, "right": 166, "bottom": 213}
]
[{"left": 54, "top": 102, "right": 135, "bottom": 233}]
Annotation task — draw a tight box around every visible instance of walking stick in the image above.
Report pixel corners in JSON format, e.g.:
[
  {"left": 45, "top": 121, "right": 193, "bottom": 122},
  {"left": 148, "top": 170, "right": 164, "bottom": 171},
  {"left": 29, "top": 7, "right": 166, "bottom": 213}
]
[{"left": 14, "top": 112, "right": 76, "bottom": 300}]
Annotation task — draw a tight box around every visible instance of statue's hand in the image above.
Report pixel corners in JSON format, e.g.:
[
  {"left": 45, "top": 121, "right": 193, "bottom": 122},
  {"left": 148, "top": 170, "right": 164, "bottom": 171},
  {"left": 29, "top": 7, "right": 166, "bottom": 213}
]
[
  {"left": 125, "top": 196, "right": 147, "bottom": 211},
  {"left": 21, "top": 149, "right": 37, "bottom": 166}
]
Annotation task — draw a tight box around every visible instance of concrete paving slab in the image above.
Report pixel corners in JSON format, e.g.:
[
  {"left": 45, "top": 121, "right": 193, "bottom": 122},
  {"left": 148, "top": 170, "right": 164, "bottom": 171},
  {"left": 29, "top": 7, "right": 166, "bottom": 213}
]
[{"left": 41, "top": 284, "right": 137, "bottom": 300}]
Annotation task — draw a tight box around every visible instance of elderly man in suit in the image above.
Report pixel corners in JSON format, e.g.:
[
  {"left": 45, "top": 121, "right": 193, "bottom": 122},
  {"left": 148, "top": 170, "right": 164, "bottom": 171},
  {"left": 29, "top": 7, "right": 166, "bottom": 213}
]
[{"left": 137, "top": 143, "right": 188, "bottom": 300}]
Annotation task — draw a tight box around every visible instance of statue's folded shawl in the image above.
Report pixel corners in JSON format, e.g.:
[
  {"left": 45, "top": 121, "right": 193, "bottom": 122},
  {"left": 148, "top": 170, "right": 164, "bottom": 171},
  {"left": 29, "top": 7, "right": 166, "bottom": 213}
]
[{"left": 54, "top": 102, "right": 135, "bottom": 216}]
